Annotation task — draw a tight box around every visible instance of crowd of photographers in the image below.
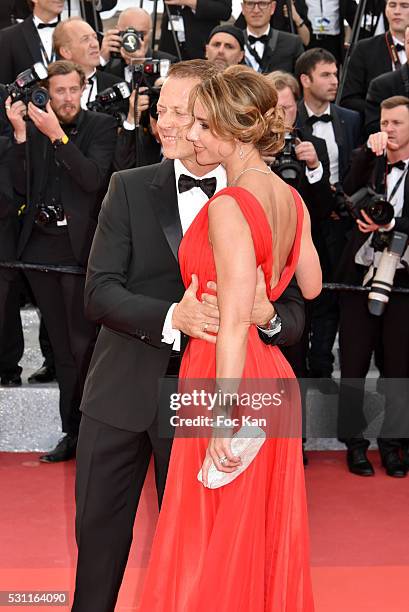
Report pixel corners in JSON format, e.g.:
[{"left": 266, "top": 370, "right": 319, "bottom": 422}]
[{"left": 0, "top": 0, "right": 409, "bottom": 478}]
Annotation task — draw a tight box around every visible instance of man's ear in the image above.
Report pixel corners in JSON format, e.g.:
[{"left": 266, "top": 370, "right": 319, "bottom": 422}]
[
  {"left": 204, "top": 44, "right": 209, "bottom": 60},
  {"left": 300, "top": 73, "right": 310, "bottom": 90},
  {"left": 59, "top": 46, "right": 72, "bottom": 61}
]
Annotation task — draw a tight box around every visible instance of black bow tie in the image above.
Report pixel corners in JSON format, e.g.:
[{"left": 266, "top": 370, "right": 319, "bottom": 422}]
[
  {"left": 178, "top": 174, "right": 217, "bottom": 199},
  {"left": 387, "top": 160, "right": 406, "bottom": 173},
  {"left": 395, "top": 43, "right": 405, "bottom": 52},
  {"left": 248, "top": 34, "right": 270, "bottom": 45},
  {"left": 307, "top": 113, "right": 332, "bottom": 125},
  {"left": 38, "top": 21, "right": 59, "bottom": 29}
]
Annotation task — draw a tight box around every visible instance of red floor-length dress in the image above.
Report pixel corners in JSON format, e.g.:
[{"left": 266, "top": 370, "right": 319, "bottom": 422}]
[{"left": 139, "top": 186, "right": 315, "bottom": 611}]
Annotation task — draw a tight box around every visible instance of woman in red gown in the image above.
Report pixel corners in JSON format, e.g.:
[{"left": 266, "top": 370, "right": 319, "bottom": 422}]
[{"left": 139, "top": 66, "right": 321, "bottom": 611}]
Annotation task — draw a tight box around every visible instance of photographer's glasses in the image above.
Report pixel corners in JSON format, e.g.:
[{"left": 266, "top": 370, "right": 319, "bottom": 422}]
[{"left": 243, "top": 1, "right": 273, "bottom": 10}]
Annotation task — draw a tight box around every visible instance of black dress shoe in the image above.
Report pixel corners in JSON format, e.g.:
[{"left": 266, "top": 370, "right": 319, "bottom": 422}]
[
  {"left": 28, "top": 365, "right": 56, "bottom": 384},
  {"left": 39, "top": 434, "right": 77, "bottom": 463},
  {"left": 347, "top": 447, "right": 375, "bottom": 476},
  {"left": 0, "top": 372, "right": 22, "bottom": 387},
  {"left": 381, "top": 451, "right": 408, "bottom": 478}
]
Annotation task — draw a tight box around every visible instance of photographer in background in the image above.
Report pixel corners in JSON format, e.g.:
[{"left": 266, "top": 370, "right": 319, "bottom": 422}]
[
  {"left": 205, "top": 25, "right": 245, "bottom": 69},
  {"left": 53, "top": 17, "right": 123, "bottom": 110},
  {"left": 337, "top": 96, "right": 409, "bottom": 478},
  {"left": 296, "top": 48, "right": 361, "bottom": 391},
  {"left": 100, "top": 8, "right": 176, "bottom": 86},
  {"left": 267, "top": 70, "right": 332, "bottom": 463},
  {"left": 5, "top": 60, "right": 117, "bottom": 463}
]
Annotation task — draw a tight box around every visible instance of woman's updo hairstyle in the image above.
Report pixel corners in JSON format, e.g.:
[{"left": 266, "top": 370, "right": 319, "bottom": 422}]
[{"left": 191, "top": 65, "right": 285, "bottom": 156}]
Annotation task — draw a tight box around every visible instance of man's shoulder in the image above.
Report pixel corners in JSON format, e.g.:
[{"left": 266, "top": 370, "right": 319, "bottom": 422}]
[
  {"left": 370, "top": 66, "right": 403, "bottom": 89},
  {"left": 353, "top": 33, "right": 387, "bottom": 55},
  {"left": 274, "top": 29, "right": 302, "bottom": 48},
  {"left": 333, "top": 103, "right": 360, "bottom": 123},
  {"left": 0, "top": 16, "right": 32, "bottom": 38},
  {"left": 115, "top": 159, "right": 174, "bottom": 186},
  {"left": 82, "top": 109, "right": 118, "bottom": 130}
]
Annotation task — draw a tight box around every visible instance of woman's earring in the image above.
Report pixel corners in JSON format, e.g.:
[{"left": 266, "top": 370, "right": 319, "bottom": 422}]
[{"left": 239, "top": 146, "right": 244, "bottom": 160}]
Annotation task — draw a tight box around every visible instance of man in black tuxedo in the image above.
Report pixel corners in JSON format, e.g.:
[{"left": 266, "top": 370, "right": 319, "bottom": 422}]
[
  {"left": 159, "top": 0, "right": 232, "bottom": 60},
  {"left": 337, "top": 96, "right": 409, "bottom": 477},
  {"left": 341, "top": 0, "right": 409, "bottom": 115},
  {"left": 296, "top": 48, "right": 361, "bottom": 388},
  {"left": 0, "top": 85, "right": 24, "bottom": 387},
  {"left": 53, "top": 17, "right": 123, "bottom": 110},
  {"left": 241, "top": 0, "right": 304, "bottom": 74},
  {"left": 306, "top": 0, "right": 357, "bottom": 65},
  {"left": 0, "top": 0, "right": 65, "bottom": 86},
  {"left": 365, "top": 25, "right": 409, "bottom": 136},
  {"left": 235, "top": 0, "right": 311, "bottom": 48},
  {"left": 72, "top": 59, "right": 306, "bottom": 612},
  {"left": 6, "top": 60, "right": 117, "bottom": 463},
  {"left": 101, "top": 8, "right": 176, "bottom": 86}
]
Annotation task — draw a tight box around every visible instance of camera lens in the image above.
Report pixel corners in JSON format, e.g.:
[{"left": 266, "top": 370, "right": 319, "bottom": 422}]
[
  {"left": 122, "top": 29, "right": 142, "bottom": 53},
  {"left": 366, "top": 198, "right": 394, "bottom": 225},
  {"left": 31, "top": 87, "right": 49, "bottom": 109}
]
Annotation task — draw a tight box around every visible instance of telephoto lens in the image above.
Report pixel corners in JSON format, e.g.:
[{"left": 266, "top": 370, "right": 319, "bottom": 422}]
[{"left": 368, "top": 231, "right": 408, "bottom": 315}]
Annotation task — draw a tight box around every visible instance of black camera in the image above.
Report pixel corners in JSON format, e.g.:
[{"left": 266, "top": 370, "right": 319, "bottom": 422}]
[
  {"left": 87, "top": 81, "right": 131, "bottom": 125},
  {"left": 148, "top": 86, "right": 161, "bottom": 120},
  {"left": 6, "top": 62, "right": 49, "bottom": 109},
  {"left": 35, "top": 202, "right": 65, "bottom": 226},
  {"left": 128, "top": 59, "right": 170, "bottom": 87},
  {"left": 343, "top": 186, "right": 395, "bottom": 226},
  {"left": 271, "top": 133, "right": 304, "bottom": 185},
  {"left": 111, "top": 28, "right": 145, "bottom": 58}
]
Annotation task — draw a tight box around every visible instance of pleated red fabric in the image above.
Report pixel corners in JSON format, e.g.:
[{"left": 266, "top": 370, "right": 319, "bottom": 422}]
[{"left": 139, "top": 186, "right": 315, "bottom": 611}]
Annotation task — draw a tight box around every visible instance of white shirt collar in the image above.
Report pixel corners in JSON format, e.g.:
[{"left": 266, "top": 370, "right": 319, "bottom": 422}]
[
  {"left": 33, "top": 14, "right": 60, "bottom": 27},
  {"left": 304, "top": 102, "right": 331, "bottom": 117},
  {"left": 174, "top": 158, "right": 226, "bottom": 188}
]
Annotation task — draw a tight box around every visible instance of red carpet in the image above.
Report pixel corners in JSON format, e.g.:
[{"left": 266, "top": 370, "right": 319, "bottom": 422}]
[{"left": 1, "top": 451, "right": 409, "bottom": 611}]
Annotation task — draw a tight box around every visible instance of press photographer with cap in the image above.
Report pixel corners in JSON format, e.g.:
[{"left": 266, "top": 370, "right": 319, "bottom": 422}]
[
  {"left": 5, "top": 60, "right": 117, "bottom": 463},
  {"left": 205, "top": 25, "right": 245, "bottom": 68},
  {"left": 337, "top": 95, "right": 409, "bottom": 478}
]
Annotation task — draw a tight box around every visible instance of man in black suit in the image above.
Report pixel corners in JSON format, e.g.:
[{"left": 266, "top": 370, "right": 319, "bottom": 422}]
[
  {"left": 341, "top": 0, "right": 409, "bottom": 115},
  {"left": 101, "top": 8, "right": 176, "bottom": 86},
  {"left": 6, "top": 60, "right": 117, "bottom": 463},
  {"left": 241, "top": 0, "right": 304, "bottom": 74},
  {"left": 53, "top": 17, "right": 122, "bottom": 110},
  {"left": 0, "top": 0, "right": 65, "bottom": 85},
  {"left": 72, "top": 59, "right": 306, "bottom": 612},
  {"left": 296, "top": 48, "right": 361, "bottom": 388},
  {"left": 0, "top": 85, "right": 24, "bottom": 387},
  {"left": 337, "top": 96, "right": 409, "bottom": 477},
  {"left": 365, "top": 25, "right": 409, "bottom": 136},
  {"left": 306, "top": 0, "right": 357, "bottom": 64},
  {"left": 159, "top": 0, "right": 232, "bottom": 60}
]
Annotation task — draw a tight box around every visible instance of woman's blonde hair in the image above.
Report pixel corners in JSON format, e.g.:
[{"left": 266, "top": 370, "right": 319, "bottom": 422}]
[{"left": 190, "top": 65, "right": 285, "bottom": 156}]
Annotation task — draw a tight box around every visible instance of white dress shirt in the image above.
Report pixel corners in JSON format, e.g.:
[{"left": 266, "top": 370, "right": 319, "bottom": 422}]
[
  {"left": 81, "top": 70, "right": 97, "bottom": 110},
  {"left": 245, "top": 26, "right": 270, "bottom": 71},
  {"left": 392, "top": 35, "right": 407, "bottom": 70},
  {"left": 33, "top": 15, "right": 57, "bottom": 65},
  {"left": 306, "top": 0, "right": 340, "bottom": 36},
  {"left": 305, "top": 102, "right": 339, "bottom": 184},
  {"left": 161, "top": 160, "right": 227, "bottom": 348}
]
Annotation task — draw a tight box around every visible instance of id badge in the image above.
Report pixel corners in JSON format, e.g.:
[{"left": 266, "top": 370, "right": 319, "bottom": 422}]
[
  {"left": 169, "top": 15, "right": 185, "bottom": 42},
  {"left": 314, "top": 16, "right": 331, "bottom": 33}
]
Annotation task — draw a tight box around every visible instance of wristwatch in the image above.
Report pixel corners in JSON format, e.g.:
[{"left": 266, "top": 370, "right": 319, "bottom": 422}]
[
  {"left": 257, "top": 313, "right": 282, "bottom": 335},
  {"left": 52, "top": 134, "right": 69, "bottom": 148}
]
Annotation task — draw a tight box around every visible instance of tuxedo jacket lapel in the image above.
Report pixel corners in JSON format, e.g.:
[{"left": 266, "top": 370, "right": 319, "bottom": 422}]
[
  {"left": 296, "top": 102, "right": 312, "bottom": 137},
  {"left": 22, "top": 18, "right": 43, "bottom": 65},
  {"left": 149, "top": 159, "right": 182, "bottom": 262}
]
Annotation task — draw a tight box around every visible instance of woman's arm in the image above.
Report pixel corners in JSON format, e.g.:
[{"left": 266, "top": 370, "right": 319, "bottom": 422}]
[{"left": 295, "top": 202, "right": 322, "bottom": 300}]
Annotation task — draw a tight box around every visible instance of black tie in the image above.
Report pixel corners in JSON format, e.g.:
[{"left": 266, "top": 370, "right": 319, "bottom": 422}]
[
  {"left": 395, "top": 43, "right": 405, "bottom": 52},
  {"left": 387, "top": 160, "right": 406, "bottom": 173},
  {"left": 38, "top": 21, "right": 59, "bottom": 29},
  {"left": 178, "top": 174, "right": 217, "bottom": 199},
  {"left": 248, "top": 34, "right": 269, "bottom": 45},
  {"left": 307, "top": 114, "right": 333, "bottom": 126}
]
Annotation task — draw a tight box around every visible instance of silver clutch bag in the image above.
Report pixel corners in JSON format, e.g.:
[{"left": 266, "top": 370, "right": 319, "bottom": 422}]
[{"left": 197, "top": 425, "right": 266, "bottom": 489}]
